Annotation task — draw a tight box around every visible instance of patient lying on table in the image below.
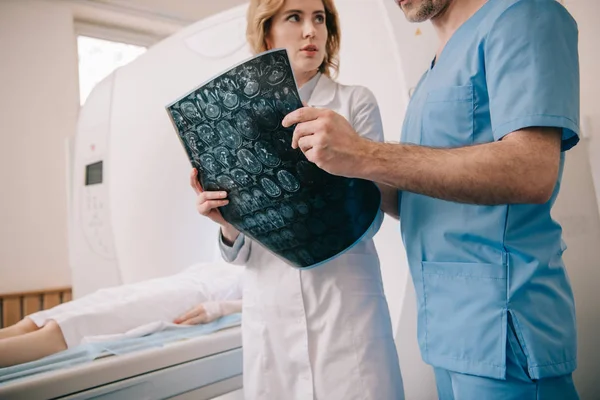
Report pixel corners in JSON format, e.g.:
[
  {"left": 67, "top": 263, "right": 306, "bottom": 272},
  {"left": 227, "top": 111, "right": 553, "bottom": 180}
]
[{"left": 0, "top": 262, "right": 242, "bottom": 368}]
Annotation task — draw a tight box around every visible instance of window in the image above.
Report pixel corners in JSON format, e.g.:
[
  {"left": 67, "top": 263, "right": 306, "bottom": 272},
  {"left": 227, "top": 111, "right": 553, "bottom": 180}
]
[{"left": 77, "top": 36, "right": 147, "bottom": 105}]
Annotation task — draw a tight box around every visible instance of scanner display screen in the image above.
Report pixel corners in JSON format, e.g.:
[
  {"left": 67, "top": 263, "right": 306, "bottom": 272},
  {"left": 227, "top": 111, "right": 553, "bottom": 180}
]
[{"left": 85, "top": 161, "right": 103, "bottom": 185}]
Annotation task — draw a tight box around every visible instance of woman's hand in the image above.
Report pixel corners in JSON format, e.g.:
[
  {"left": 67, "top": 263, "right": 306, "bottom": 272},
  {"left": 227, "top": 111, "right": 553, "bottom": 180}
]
[
  {"left": 174, "top": 300, "right": 243, "bottom": 325},
  {"left": 173, "top": 303, "right": 213, "bottom": 325},
  {"left": 190, "top": 168, "right": 228, "bottom": 225},
  {"left": 190, "top": 169, "right": 240, "bottom": 243}
]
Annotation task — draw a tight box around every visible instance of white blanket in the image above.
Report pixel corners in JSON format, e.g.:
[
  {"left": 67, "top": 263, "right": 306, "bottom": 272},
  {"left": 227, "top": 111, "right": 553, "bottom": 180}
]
[{"left": 28, "top": 262, "right": 243, "bottom": 348}]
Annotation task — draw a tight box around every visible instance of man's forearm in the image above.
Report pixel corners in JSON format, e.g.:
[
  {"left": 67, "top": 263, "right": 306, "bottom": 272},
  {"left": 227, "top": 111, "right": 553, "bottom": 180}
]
[{"left": 359, "top": 129, "right": 561, "bottom": 205}]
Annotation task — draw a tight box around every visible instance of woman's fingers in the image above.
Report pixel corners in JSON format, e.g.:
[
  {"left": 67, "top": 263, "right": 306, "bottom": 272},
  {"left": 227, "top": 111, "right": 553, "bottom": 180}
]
[
  {"left": 198, "top": 200, "right": 229, "bottom": 213},
  {"left": 179, "top": 314, "right": 209, "bottom": 325},
  {"left": 189, "top": 169, "right": 204, "bottom": 194},
  {"left": 174, "top": 310, "right": 194, "bottom": 324},
  {"left": 174, "top": 305, "right": 206, "bottom": 324},
  {"left": 176, "top": 306, "right": 208, "bottom": 325},
  {"left": 200, "top": 191, "right": 228, "bottom": 201},
  {"left": 197, "top": 191, "right": 228, "bottom": 212},
  {"left": 190, "top": 170, "right": 229, "bottom": 219}
]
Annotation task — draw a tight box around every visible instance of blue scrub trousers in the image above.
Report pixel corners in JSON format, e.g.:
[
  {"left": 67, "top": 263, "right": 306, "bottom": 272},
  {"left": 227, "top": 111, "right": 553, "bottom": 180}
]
[{"left": 434, "top": 317, "right": 579, "bottom": 400}]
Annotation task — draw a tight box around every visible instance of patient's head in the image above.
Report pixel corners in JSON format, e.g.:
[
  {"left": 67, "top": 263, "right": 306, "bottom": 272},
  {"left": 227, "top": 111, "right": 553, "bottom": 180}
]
[{"left": 246, "top": 0, "right": 340, "bottom": 79}]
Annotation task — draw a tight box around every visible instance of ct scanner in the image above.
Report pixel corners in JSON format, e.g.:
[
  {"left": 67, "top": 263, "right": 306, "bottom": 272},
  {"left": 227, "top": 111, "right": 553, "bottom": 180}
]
[{"left": 2, "top": 0, "right": 599, "bottom": 399}]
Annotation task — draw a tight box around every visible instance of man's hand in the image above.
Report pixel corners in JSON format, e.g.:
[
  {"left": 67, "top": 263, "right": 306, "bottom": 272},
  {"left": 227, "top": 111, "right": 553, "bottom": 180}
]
[{"left": 282, "top": 107, "right": 371, "bottom": 178}]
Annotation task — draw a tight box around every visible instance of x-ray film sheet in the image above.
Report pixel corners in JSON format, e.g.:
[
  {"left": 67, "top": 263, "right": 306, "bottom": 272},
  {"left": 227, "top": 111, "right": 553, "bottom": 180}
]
[{"left": 167, "top": 49, "right": 380, "bottom": 269}]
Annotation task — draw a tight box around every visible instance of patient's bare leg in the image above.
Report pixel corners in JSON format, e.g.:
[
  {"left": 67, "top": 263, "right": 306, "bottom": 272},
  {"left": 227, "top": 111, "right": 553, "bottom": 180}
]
[
  {"left": 0, "top": 320, "right": 67, "bottom": 368},
  {"left": 0, "top": 317, "right": 38, "bottom": 340}
]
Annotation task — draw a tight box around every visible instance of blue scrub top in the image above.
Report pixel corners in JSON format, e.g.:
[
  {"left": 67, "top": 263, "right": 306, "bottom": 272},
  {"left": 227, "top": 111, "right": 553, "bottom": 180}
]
[{"left": 400, "top": 0, "right": 579, "bottom": 380}]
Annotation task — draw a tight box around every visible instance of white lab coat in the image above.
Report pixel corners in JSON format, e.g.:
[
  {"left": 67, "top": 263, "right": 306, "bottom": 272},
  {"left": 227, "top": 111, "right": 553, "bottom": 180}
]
[{"left": 221, "top": 75, "right": 404, "bottom": 400}]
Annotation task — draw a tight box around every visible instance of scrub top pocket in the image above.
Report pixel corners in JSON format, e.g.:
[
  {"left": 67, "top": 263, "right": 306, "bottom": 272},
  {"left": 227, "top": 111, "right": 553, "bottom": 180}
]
[
  {"left": 421, "top": 260, "right": 507, "bottom": 378},
  {"left": 421, "top": 85, "right": 474, "bottom": 147}
]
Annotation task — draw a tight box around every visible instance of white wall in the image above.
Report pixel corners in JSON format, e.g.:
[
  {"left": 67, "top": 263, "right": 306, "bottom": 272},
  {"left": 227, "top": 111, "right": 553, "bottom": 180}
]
[
  {"left": 566, "top": 0, "right": 600, "bottom": 215},
  {"left": 560, "top": 1, "right": 600, "bottom": 398},
  {"left": 553, "top": 142, "right": 600, "bottom": 399},
  {"left": 0, "top": 0, "right": 79, "bottom": 293}
]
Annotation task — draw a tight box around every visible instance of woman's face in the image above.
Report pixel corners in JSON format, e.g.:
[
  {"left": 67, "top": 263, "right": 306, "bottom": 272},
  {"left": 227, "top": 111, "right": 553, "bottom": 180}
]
[{"left": 266, "top": 0, "right": 328, "bottom": 77}]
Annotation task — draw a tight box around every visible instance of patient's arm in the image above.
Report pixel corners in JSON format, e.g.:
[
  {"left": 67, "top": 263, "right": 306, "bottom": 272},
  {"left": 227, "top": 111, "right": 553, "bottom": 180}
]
[
  {"left": 0, "top": 317, "right": 38, "bottom": 340},
  {"left": 0, "top": 320, "right": 66, "bottom": 368},
  {"left": 174, "top": 299, "right": 242, "bottom": 326}
]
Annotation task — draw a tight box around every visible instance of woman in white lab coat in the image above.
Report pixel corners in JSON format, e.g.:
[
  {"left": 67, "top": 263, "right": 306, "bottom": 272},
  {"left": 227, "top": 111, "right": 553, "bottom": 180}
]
[{"left": 190, "top": 0, "right": 404, "bottom": 399}]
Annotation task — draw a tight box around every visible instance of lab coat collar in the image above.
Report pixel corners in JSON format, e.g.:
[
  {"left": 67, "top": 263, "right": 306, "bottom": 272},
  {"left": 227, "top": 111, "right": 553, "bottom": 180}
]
[{"left": 307, "top": 74, "right": 337, "bottom": 107}]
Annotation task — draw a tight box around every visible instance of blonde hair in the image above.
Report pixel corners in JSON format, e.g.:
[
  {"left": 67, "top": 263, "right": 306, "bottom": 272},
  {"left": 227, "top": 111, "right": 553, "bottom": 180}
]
[{"left": 246, "top": 0, "right": 341, "bottom": 77}]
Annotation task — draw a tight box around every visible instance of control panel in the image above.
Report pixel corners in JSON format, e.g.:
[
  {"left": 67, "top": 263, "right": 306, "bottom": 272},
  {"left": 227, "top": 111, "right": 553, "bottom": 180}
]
[{"left": 80, "top": 160, "right": 115, "bottom": 259}]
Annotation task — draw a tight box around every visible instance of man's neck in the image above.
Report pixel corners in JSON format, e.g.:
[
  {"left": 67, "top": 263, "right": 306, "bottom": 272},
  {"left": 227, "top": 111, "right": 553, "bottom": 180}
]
[{"left": 431, "top": 0, "right": 487, "bottom": 59}]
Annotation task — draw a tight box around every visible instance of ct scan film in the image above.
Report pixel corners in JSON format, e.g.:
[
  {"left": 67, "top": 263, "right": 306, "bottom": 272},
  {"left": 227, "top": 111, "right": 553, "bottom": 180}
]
[{"left": 166, "top": 49, "right": 380, "bottom": 269}]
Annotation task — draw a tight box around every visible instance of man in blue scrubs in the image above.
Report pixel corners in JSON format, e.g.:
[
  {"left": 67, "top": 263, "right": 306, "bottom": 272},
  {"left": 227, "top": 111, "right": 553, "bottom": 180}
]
[{"left": 283, "top": 0, "right": 580, "bottom": 398}]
